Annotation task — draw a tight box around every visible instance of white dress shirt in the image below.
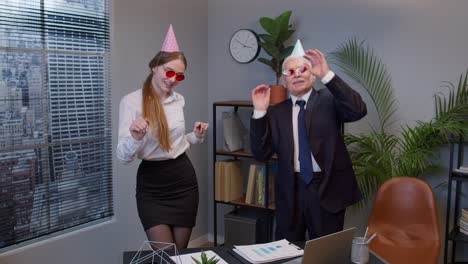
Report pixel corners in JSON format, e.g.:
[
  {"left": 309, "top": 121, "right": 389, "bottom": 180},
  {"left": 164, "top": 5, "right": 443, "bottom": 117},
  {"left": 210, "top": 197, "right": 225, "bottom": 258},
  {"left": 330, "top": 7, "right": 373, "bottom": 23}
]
[
  {"left": 116, "top": 89, "right": 202, "bottom": 164},
  {"left": 252, "top": 71, "right": 336, "bottom": 172}
]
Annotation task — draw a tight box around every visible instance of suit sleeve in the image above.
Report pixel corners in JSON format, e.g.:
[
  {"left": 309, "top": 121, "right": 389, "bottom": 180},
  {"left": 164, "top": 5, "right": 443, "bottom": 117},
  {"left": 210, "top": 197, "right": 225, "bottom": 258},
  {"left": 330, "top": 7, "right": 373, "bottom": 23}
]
[
  {"left": 250, "top": 114, "right": 274, "bottom": 162},
  {"left": 326, "top": 74, "right": 367, "bottom": 122}
]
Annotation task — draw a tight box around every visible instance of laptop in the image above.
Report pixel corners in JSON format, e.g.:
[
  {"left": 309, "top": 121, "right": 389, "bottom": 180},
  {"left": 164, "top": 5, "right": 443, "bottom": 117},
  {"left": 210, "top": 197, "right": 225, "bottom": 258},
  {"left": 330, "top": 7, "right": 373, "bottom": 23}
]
[{"left": 283, "top": 227, "right": 356, "bottom": 264}]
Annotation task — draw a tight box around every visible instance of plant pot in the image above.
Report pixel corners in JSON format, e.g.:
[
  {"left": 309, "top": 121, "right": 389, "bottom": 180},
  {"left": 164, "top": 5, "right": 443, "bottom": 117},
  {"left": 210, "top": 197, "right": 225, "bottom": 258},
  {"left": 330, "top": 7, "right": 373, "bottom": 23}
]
[{"left": 269, "top": 85, "right": 287, "bottom": 105}]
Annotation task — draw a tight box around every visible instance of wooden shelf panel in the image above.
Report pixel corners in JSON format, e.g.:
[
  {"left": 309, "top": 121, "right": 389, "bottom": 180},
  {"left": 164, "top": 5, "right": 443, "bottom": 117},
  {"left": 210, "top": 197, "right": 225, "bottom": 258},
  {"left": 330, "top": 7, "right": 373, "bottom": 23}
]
[
  {"left": 213, "top": 100, "right": 253, "bottom": 107},
  {"left": 215, "top": 197, "right": 275, "bottom": 210},
  {"left": 216, "top": 149, "right": 253, "bottom": 158},
  {"left": 216, "top": 150, "right": 278, "bottom": 160},
  {"left": 452, "top": 170, "right": 468, "bottom": 181}
]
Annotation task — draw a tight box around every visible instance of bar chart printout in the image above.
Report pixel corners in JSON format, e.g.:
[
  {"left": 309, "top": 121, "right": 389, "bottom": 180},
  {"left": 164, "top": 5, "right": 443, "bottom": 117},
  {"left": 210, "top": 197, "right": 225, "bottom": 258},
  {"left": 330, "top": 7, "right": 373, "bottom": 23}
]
[{"left": 233, "top": 239, "right": 304, "bottom": 263}]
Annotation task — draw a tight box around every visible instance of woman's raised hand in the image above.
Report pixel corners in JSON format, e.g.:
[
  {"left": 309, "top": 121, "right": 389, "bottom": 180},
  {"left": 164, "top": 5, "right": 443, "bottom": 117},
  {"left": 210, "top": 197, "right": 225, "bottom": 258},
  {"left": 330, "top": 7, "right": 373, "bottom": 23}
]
[{"left": 129, "top": 118, "right": 150, "bottom": 141}]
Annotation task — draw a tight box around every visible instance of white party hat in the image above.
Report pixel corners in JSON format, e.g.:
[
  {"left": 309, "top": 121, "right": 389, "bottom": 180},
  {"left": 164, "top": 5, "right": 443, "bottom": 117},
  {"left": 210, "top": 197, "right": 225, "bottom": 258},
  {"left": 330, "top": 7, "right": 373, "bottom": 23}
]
[{"left": 289, "top": 39, "right": 305, "bottom": 57}]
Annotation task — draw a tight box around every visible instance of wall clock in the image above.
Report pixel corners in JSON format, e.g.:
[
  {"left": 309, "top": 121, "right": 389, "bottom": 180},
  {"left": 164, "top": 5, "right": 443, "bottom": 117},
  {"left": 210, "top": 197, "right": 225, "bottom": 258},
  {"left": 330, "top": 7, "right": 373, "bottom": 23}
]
[{"left": 229, "top": 29, "right": 261, "bottom": 64}]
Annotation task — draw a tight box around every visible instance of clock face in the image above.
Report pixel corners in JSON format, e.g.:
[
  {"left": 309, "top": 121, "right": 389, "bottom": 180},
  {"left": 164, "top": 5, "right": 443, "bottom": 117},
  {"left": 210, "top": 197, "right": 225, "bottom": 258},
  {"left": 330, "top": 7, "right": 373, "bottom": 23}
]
[{"left": 229, "top": 29, "right": 261, "bottom": 64}]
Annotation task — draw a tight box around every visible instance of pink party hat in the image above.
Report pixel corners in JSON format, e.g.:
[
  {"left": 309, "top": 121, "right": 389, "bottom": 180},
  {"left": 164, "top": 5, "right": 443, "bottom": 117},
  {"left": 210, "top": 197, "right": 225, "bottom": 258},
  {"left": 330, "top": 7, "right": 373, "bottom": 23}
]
[{"left": 161, "top": 24, "right": 180, "bottom": 52}]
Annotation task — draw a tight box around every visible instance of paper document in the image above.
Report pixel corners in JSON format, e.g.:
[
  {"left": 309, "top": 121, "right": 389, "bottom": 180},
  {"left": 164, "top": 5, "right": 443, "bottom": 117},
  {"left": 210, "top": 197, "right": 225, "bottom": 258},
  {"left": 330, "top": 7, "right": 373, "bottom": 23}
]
[
  {"left": 233, "top": 239, "right": 303, "bottom": 264},
  {"left": 170, "top": 250, "right": 228, "bottom": 264}
]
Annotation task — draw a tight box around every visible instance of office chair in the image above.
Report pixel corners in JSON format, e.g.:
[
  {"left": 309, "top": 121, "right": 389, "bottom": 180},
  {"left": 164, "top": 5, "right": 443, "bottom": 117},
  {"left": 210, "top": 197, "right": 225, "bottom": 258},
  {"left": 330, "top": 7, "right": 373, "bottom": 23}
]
[{"left": 367, "top": 177, "right": 440, "bottom": 264}]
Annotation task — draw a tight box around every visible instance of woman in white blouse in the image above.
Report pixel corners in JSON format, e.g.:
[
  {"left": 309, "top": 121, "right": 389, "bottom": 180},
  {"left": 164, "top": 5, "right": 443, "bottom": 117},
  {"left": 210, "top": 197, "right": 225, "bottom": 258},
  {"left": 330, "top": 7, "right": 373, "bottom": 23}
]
[{"left": 116, "top": 50, "right": 208, "bottom": 249}]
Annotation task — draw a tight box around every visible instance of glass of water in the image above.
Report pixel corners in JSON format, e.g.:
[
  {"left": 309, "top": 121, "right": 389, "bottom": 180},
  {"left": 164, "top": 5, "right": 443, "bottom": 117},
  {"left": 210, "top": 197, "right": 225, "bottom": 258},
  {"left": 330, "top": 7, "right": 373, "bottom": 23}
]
[{"left": 351, "top": 237, "right": 369, "bottom": 264}]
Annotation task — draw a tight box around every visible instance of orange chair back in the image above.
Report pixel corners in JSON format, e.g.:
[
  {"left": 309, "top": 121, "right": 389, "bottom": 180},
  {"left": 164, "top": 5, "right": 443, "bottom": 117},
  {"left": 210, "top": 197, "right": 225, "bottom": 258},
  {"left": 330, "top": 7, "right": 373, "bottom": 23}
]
[{"left": 368, "top": 177, "right": 440, "bottom": 264}]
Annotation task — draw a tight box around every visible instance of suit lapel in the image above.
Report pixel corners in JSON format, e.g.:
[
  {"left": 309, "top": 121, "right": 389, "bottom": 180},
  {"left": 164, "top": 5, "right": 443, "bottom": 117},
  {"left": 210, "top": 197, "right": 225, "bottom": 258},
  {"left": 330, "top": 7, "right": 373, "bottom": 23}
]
[
  {"left": 305, "top": 88, "right": 319, "bottom": 133},
  {"left": 281, "top": 99, "right": 294, "bottom": 155},
  {"left": 305, "top": 88, "right": 323, "bottom": 163}
]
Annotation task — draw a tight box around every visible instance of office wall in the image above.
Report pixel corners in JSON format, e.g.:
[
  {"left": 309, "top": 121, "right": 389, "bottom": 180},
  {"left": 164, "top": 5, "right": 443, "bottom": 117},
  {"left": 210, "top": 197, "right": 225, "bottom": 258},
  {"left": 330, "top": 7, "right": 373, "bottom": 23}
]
[
  {"left": 1, "top": 0, "right": 467, "bottom": 263},
  {"left": 0, "top": 0, "right": 208, "bottom": 263},
  {"left": 207, "top": 0, "right": 468, "bottom": 259}
]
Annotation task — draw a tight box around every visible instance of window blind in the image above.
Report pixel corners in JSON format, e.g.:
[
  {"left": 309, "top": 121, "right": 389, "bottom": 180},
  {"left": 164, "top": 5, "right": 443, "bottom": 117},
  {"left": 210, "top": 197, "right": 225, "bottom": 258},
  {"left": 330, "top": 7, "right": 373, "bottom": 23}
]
[{"left": 0, "top": 0, "right": 112, "bottom": 249}]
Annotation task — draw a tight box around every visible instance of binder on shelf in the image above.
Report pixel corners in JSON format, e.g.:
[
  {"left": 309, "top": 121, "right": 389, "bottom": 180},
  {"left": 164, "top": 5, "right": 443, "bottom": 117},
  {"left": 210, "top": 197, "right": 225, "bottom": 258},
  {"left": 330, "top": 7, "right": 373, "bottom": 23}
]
[
  {"left": 222, "top": 111, "right": 246, "bottom": 152},
  {"left": 215, "top": 161, "right": 224, "bottom": 201},
  {"left": 462, "top": 208, "right": 468, "bottom": 219},
  {"left": 255, "top": 166, "right": 265, "bottom": 206},
  {"left": 460, "top": 208, "right": 468, "bottom": 236},
  {"left": 244, "top": 162, "right": 277, "bottom": 207},
  {"left": 245, "top": 164, "right": 257, "bottom": 204},
  {"left": 214, "top": 160, "right": 243, "bottom": 202},
  {"left": 224, "top": 160, "right": 243, "bottom": 202}
]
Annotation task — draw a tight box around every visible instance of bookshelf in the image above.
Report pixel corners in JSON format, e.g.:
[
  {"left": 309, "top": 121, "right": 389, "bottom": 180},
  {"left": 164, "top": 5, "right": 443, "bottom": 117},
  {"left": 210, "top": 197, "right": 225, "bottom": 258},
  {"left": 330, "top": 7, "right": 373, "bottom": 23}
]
[
  {"left": 444, "top": 137, "right": 468, "bottom": 264},
  {"left": 212, "top": 101, "right": 275, "bottom": 246}
]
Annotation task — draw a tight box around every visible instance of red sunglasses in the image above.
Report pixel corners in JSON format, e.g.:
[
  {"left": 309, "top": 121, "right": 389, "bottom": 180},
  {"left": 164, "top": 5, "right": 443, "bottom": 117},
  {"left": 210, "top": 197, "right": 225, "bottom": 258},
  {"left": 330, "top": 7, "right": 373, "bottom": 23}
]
[
  {"left": 164, "top": 69, "right": 185, "bottom": 82},
  {"left": 282, "top": 66, "right": 307, "bottom": 76}
]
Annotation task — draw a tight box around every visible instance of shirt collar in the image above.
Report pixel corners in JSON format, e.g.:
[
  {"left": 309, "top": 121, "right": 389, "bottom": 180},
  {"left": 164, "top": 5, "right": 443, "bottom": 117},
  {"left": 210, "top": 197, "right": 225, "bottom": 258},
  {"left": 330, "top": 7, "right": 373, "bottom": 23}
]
[
  {"left": 162, "top": 91, "right": 179, "bottom": 104},
  {"left": 290, "top": 89, "right": 313, "bottom": 106}
]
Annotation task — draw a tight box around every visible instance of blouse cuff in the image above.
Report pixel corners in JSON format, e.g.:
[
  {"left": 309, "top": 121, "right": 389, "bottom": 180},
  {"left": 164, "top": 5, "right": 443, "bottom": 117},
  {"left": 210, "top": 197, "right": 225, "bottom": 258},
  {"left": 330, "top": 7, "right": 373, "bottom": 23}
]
[
  {"left": 127, "top": 136, "right": 145, "bottom": 152},
  {"left": 187, "top": 132, "right": 204, "bottom": 144}
]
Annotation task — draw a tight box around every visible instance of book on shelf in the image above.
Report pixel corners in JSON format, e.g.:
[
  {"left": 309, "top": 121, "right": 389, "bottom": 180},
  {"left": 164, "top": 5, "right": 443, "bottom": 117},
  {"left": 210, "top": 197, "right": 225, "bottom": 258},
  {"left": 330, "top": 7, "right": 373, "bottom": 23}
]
[
  {"left": 215, "top": 161, "right": 223, "bottom": 201},
  {"left": 244, "top": 162, "right": 277, "bottom": 206},
  {"left": 460, "top": 226, "right": 468, "bottom": 236},
  {"left": 245, "top": 164, "right": 257, "bottom": 204},
  {"left": 460, "top": 208, "right": 468, "bottom": 236},
  {"left": 462, "top": 208, "right": 468, "bottom": 219},
  {"left": 223, "top": 160, "right": 243, "bottom": 202},
  {"left": 460, "top": 220, "right": 468, "bottom": 231},
  {"left": 222, "top": 111, "right": 246, "bottom": 152},
  {"left": 214, "top": 160, "right": 243, "bottom": 202}
]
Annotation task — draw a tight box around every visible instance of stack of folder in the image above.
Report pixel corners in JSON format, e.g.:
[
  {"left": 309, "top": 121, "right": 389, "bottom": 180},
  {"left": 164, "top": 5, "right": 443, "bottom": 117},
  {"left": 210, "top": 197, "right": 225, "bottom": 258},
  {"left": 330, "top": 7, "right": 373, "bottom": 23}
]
[
  {"left": 245, "top": 163, "right": 276, "bottom": 206},
  {"left": 460, "top": 208, "right": 468, "bottom": 236},
  {"left": 215, "top": 160, "right": 244, "bottom": 202}
]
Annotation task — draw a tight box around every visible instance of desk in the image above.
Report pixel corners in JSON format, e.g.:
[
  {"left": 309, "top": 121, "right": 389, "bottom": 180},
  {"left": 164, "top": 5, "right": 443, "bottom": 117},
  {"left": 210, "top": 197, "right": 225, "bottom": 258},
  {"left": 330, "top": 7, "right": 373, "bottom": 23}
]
[{"left": 123, "top": 244, "right": 388, "bottom": 264}]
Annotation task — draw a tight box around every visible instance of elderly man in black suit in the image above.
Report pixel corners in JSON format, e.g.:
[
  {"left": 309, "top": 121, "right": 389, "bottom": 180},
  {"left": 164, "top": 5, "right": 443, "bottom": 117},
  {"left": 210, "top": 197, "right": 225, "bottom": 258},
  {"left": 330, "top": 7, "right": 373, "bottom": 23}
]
[{"left": 250, "top": 40, "right": 367, "bottom": 241}]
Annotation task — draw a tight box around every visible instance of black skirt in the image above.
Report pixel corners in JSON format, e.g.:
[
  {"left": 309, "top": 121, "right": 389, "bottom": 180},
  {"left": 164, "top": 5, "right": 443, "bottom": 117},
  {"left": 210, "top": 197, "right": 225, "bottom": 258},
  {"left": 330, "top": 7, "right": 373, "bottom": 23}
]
[{"left": 136, "top": 153, "right": 199, "bottom": 230}]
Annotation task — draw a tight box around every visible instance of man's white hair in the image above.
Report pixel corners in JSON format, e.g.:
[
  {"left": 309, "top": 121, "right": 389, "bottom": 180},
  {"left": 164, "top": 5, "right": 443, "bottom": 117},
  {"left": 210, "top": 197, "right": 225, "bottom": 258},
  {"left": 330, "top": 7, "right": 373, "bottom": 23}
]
[{"left": 281, "top": 56, "right": 312, "bottom": 72}]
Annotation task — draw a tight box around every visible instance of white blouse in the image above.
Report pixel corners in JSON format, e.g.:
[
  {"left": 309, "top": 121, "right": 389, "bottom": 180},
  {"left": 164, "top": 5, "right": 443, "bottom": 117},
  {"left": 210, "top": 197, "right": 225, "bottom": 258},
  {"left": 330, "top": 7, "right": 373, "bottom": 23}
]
[{"left": 116, "top": 89, "right": 202, "bottom": 164}]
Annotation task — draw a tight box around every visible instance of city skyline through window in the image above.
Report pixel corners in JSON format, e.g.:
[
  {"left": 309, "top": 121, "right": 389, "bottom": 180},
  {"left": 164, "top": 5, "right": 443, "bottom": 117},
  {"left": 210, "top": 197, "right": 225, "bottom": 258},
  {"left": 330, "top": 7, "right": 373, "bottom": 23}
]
[{"left": 0, "top": 0, "right": 112, "bottom": 250}]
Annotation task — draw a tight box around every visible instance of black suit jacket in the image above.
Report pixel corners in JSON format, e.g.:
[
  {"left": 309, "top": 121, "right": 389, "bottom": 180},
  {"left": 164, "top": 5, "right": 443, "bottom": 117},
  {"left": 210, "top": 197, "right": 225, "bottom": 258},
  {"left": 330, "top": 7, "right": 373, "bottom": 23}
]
[{"left": 250, "top": 75, "right": 367, "bottom": 230}]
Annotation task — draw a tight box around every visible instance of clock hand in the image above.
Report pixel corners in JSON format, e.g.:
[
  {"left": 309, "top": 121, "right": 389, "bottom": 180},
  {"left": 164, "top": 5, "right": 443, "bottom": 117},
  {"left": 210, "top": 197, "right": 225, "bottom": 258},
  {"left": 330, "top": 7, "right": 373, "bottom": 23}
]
[
  {"left": 234, "top": 39, "right": 254, "bottom": 49},
  {"left": 234, "top": 39, "right": 247, "bottom": 47}
]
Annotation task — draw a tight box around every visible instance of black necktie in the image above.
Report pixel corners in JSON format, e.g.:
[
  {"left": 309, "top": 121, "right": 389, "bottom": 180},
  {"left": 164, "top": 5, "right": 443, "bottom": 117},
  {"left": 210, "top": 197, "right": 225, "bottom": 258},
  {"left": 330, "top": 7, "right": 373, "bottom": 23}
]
[{"left": 296, "top": 100, "right": 313, "bottom": 185}]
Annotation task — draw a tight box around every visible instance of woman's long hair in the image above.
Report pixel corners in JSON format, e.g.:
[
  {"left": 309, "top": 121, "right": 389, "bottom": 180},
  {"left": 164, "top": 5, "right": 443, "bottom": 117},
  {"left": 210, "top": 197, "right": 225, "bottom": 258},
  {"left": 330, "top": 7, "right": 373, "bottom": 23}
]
[{"left": 142, "top": 51, "right": 187, "bottom": 152}]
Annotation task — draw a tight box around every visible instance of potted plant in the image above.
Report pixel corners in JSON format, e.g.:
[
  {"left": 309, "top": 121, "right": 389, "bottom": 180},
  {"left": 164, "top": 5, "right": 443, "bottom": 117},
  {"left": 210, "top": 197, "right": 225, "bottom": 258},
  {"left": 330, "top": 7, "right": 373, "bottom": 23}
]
[
  {"left": 257, "top": 10, "right": 295, "bottom": 104},
  {"left": 191, "top": 251, "right": 220, "bottom": 264},
  {"left": 329, "top": 38, "right": 468, "bottom": 200}
]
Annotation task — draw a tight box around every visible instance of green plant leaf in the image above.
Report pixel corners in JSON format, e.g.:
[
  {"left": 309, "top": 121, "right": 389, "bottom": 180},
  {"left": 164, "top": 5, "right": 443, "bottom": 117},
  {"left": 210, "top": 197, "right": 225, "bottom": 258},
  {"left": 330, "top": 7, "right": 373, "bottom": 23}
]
[
  {"left": 257, "top": 11, "right": 295, "bottom": 81},
  {"left": 191, "top": 256, "right": 202, "bottom": 264},
  {"left": 257, "top": 58, "right": 275, "bottom": 68},
  {"left": 279, "top": 46, "right": 294, "bottom": 61},
  {"left": 278, "top": 30, "right": 295, "bottom": 45},
  {"left": 259, "top": 17, "right": 275, "bottom": 34},
  {"left": 435, "top": 71, "right": 468, "bottom": 121},
  {"left": 258, "top": 34, "right": 275, "bottom": 44},
  {"left": 201, "top": 251, "right": 208, "bottom": 263},
  {"left": 333, "top": 37, "right": 468, "bottom": 199},
  {"left": 276, "top": 11, "right": 292, "bottom": 44},
  {"left": 259, "top": 42, "right": 280, "bottom": 58},
  {"left": 330, "top": 38, "right": 397, "bottom": 133},
  {"left": 208, "top": 255, "right": 220, "bottom": 264}
]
